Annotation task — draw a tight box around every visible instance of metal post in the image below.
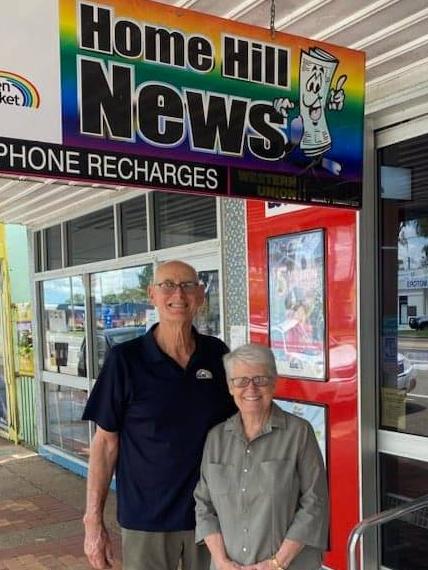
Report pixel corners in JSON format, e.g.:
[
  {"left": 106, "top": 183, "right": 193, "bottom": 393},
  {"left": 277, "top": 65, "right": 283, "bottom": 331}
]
[{"left": 348, "top": 494, "right": 428, "bottom": 570}]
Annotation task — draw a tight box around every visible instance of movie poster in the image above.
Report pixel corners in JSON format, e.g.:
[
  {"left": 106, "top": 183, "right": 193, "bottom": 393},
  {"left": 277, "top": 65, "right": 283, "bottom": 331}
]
[{"left": 268, "top": 229, "right": 326, "bottom": 379}]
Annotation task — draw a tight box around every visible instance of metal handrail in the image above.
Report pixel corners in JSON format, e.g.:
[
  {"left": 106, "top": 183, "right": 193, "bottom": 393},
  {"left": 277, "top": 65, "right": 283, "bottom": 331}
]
[{"left": 347, "top": 493, "right": 428, "bottom": 570}]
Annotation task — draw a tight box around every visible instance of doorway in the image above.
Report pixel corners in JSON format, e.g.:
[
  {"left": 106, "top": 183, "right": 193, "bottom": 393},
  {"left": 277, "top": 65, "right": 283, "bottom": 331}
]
[{"left": 377, "top": 119, "right": 428, "bottom": 570}]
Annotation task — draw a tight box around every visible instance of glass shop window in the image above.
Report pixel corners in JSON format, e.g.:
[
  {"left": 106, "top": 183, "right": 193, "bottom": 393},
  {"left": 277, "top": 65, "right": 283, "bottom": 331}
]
[
  {"left": 44, "top": 225, "right": 62, "bottom": 270},
  {"left": 67, "top": 207, "right": 115, "bottom": 265},
  {"left": 381, "top": 453, "right": 428, "bottom": 570},
  {"left": 85, "top": 264, "right": 154, "bottom": 378},
  {"left": 154, "top": 192, "right": 217, "bottom": 249},
  {"left": 45, "top": 383, "right": 89, "bottom": 459},
  {"left": 120, "top": 196, "right": 148, "bottom": 256},
  {"left": 42, "top": 276, "right": 85, "bottom": 376},
  {"left": 379, "top": 133, "right": 428, "bottom": 437}
]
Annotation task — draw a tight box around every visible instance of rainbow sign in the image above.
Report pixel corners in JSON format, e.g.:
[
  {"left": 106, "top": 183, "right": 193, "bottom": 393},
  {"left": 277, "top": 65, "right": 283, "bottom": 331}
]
[
  {"left": 0, "top": 71, "right": 40, "bottom": 108},
  {"left": 58, "top": 0, "right": 365, "bottom": 207}
]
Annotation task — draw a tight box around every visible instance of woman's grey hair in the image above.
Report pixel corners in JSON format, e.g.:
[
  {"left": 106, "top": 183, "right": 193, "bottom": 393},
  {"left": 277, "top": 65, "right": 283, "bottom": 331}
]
[{"left": 223, "top": 343, "right": 277, "bottom": 380}]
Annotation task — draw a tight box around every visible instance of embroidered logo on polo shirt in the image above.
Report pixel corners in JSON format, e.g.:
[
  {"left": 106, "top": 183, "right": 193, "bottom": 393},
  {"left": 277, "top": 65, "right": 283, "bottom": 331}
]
[{"left": 196, "top": 369, "right": 213, "bottom": 380}]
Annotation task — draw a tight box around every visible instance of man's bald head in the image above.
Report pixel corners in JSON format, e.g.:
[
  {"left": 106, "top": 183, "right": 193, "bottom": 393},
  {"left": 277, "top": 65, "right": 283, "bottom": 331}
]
[{"left": 154, "top": 261, "right": 198, "bottom": 284}]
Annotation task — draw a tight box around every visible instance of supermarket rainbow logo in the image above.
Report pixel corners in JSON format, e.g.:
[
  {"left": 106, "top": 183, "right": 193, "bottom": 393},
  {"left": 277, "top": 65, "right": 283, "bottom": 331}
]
[{"left": 0, "top": 71, "right": 40, "bottom": 108}]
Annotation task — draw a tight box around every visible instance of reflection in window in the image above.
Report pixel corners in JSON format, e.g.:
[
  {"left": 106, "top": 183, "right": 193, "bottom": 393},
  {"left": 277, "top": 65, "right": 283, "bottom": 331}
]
[
  {"left": 381, "top": 453, "right": 428, "bottom": 570},
  {"left": 194, "top": 270, "right": 221, "bottom": 337},
  {"left": 154, "top": 192, "right": 217, "bottom": 249},
  {"left": 379, "top": 134, "right": 428, "bottom": 437},
  {"left": 67, "top": 207, "right": 115, "bottom": 265},
  {"left": 45, "top": 225, "right": 62, "bottom": 270},
  {"left": 46, "top": 383, "right": 89, "bottom": 458},
  {"left": 120, "top": 196, "right": 148, "bottom": 256},
  {"left": 85, "top": 265, "right": 154, "bottom": 377},
  {"left": 42, "top": 277, "right": 85, "bottom": 376}
]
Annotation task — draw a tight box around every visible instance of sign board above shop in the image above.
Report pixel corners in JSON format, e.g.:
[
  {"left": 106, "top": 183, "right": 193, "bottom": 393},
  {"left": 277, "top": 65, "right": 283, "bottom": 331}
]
[{"left": 0, "top": 0, "right": 365, "bottom": 208}]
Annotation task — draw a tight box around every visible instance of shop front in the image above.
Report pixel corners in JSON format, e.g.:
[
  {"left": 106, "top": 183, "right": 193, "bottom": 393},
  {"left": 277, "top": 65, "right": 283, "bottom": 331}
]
[
  {"left": 1, "top": 1, "right": 428, "bottom": 569},
  {"left": 26, "top": 120, "right": 428, "bottom": 570}
]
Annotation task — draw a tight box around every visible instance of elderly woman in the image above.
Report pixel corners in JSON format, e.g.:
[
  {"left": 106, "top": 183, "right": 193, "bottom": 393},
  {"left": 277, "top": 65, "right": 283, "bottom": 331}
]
[{"left": 194, "top": 343, "right": 328, "bottom": 570}]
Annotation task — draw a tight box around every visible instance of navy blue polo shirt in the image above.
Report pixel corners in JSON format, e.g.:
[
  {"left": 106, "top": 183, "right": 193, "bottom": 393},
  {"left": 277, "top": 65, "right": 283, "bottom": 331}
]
[{"left": 82, "top": 325, "right": 236, "bottom": 531}]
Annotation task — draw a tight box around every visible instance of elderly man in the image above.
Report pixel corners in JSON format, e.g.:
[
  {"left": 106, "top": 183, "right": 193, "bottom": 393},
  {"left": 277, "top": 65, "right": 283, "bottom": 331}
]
[{"left": 82, "top": 260, "right": 236, "bottom": 570}]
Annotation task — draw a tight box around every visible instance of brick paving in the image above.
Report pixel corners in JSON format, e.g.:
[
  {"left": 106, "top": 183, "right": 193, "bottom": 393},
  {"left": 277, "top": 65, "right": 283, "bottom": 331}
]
[
  {"left": 0, "top": 535, "right": 122, "bottom": 569},
  {"left": 0, "top": 495, "right": 81, "bottom": 531},
  {"left": 0, "top": 438, "right": 121, "bottom": 569}
]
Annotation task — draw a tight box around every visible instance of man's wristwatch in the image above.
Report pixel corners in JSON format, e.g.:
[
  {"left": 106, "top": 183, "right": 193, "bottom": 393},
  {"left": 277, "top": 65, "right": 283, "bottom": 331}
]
[{"left": 271, "top": 555, "right": 285, "bottom": 570}]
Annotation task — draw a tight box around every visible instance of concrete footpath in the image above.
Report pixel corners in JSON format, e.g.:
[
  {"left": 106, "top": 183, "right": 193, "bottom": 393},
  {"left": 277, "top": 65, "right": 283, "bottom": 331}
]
[{"left": 0, "top": 437, "right": 122, "bottom": 569}]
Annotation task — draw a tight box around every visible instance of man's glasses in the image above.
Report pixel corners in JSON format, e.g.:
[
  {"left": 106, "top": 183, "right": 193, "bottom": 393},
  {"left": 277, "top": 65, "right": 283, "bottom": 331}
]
[
  {"left": 229, "top": 375, "right": 272, "bottom": 388},
  {"left": 154, "top": 280, "right": 201, "bottom": 294}
]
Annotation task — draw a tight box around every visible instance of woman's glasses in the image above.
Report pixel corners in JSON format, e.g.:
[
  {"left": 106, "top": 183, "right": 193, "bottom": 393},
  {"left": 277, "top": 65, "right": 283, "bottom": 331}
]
[{"left": 230, "top": 375, "right": 272, "bottom": 388}]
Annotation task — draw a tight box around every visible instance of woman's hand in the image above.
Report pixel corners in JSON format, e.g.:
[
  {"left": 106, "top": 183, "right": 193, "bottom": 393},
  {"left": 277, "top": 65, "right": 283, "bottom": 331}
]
[
  {"left": 217, "top": 561, "right": 245, "bottom": 570},
  {"left": 218, "top": 558, "right": 277, "bottom": 570},
  {"left": 247, "top": 559, "right": 277, "bottom": 570}
]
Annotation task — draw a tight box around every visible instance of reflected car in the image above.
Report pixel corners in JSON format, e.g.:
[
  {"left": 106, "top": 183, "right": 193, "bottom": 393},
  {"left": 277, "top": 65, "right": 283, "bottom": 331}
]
[
  {"left": 78, "top": 326, "right": 146, "bottom": 377},
  {"left": 397, "top": 353, "right": 417, "bottom": 393},
  {"left": 408, "top": 315, "right": 428, "bottom": 330},
  {"left": 271, "top": 325, "right": 416, "bottom": 392},
  {"left": 270, "top": 323, "right": 325, "bottom": 378}
]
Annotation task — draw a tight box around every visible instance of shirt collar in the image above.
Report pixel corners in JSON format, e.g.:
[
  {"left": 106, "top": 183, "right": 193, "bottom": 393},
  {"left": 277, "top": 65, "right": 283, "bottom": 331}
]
[
  {"left": 142, "top": 324, "right": 163, "bottom": 363},
  {"left": 270, "top": 402, "right": 288, "bottom": 428},
  {"left": 142, "top": 323, "right": 201, "bottom": 363}
]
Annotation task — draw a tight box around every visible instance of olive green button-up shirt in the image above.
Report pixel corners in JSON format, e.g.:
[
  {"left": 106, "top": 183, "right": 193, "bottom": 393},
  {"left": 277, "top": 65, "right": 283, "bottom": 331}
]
[{"left": 194, "top": 403, "right": 328, "bottom": 570}]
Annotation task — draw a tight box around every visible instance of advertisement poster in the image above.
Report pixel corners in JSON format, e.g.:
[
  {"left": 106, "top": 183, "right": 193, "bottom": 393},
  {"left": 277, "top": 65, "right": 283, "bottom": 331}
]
[
  {"left": 0, "top": 0, "right": 365, "bottom": 207},
  {"left": 274, "top": 398, "right": 327, "bottom": 466},
  {"left": 265, "top": 202, "right": 309, "bottom": 217},
  {"left": 268, "top": 229, "right": 326, "bottom": 379},
  {"left": 47, "top": 309, "right": 68, "bottom": 333},
  {"left": 16, "top": 303, "right": 34, "bottom": 376}
]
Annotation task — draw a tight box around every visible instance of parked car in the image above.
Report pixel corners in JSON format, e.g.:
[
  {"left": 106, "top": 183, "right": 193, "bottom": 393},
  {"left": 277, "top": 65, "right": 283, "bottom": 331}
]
[
  {"left": 78, "top": 326, "right": 146, "bottom": 377},
  {"left": 408, "top": 315, "right": 428, "bottom": 330},
  {"left": 397, "top": 352, "right": 417, "bottom": 393}
]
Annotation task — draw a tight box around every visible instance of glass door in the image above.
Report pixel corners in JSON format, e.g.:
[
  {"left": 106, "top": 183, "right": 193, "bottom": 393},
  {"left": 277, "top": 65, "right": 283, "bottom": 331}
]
[{"left": 377, "top": 121, "right": 428, "bottom": 570}]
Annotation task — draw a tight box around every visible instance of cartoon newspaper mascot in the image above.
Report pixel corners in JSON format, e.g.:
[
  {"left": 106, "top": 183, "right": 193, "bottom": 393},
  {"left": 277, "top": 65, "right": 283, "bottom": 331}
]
[{"left": 274, "top": 47, "right": 346, "bottom": 175}]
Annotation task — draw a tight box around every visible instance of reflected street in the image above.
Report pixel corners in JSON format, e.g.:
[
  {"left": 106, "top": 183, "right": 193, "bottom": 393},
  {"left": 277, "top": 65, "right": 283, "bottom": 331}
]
[{"left": 399, "top": 336, "right": 428, "bottom": 437}]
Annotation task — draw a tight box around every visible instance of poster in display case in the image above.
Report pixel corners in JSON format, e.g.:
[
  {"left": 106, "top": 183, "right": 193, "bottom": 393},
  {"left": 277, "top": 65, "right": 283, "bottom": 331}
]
[
  {"left": 274, "top": 398, "right": 327, "bottom": 467},
  {"left": 268, "top": 229, "right": 326, "bottom": 380}
]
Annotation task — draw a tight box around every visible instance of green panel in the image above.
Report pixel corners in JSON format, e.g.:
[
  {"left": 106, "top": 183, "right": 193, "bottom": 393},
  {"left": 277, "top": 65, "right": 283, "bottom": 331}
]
[
  {"left": 5, "top": 225, "right": 31, "bottom": 304},
  {"left": 17, "top": 376, "right": 37, "bottom": 448}
]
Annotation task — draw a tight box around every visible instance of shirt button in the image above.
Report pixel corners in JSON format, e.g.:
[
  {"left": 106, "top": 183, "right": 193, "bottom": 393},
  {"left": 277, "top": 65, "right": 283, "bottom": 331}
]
[
  {"left": 241, "top": 488, "right": 246, "bottom": 492},
  {"left": 242, "top": 547, "right": 247, "bottom": 552},
  {"left": 246, "top": 449, "right": 251, "bottom": 454},
  {"left": 243, "top": 528, "right": 248, "bottom": 533},
  {"left": 243, "top": 468, "right": 248, "bottom": 473}
]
